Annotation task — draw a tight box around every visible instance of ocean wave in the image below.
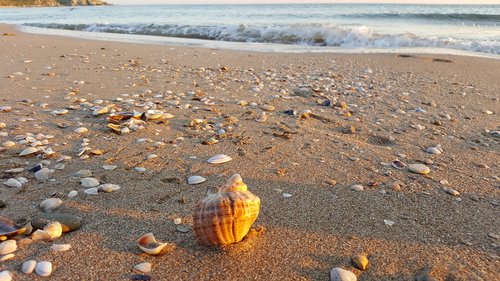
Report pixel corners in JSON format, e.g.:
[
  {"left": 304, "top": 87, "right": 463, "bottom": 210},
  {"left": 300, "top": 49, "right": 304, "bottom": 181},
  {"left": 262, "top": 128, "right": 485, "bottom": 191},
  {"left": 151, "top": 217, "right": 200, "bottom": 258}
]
[
  {"left": 342, "top": 13, "right": 500, "bottom": 22},
  {"left": 24, "top": 23, "right": 500, "bottom": 54}
]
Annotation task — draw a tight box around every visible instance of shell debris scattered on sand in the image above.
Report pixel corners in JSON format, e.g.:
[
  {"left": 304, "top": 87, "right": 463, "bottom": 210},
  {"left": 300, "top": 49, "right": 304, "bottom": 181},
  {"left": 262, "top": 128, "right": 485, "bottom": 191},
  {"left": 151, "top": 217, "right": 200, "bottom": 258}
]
[{"left": 193, "top": 174, "right": 260, "bottom": 246}]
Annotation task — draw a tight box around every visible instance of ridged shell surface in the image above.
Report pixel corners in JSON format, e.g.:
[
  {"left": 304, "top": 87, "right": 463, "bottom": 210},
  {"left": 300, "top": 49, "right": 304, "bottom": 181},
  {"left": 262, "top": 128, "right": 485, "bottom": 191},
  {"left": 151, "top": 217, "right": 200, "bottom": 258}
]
[{"left": 193, "top": 174, "right": 260, "bottom": 246}]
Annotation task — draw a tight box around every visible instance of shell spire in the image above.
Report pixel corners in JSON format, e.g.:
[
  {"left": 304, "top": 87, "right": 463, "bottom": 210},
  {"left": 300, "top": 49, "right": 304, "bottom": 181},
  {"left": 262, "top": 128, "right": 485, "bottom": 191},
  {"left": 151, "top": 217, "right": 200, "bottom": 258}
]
[
  {"left": 193, "top": 174, "right": 260, "bottom": 246},
  {"left": 219, "top": 174, "right": 248, "bottom": 193}
]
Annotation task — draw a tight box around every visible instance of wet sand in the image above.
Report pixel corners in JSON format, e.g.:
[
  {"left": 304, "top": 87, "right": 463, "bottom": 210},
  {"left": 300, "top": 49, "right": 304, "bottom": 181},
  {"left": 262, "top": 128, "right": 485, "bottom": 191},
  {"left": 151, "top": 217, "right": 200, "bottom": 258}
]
[{"left": 0, "top": 23, "right": 499, "bottom": 280}]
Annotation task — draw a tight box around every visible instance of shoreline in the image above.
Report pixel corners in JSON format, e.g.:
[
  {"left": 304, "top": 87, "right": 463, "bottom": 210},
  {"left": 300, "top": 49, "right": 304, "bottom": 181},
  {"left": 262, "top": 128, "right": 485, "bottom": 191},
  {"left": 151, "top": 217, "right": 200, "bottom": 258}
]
[
  {"left": 0, "top": 22, "right": 499, "bottom": 281},
  {"left": 2, "top": 24, "right": 497, "bottom": 60}
]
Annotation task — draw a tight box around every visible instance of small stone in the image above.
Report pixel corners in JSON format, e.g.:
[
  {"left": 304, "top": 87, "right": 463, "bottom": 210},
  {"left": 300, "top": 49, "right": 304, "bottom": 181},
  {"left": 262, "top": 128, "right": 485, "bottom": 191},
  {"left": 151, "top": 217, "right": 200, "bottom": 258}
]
[
  {"left": 350, "top": 184, "right": 364, "bottom": 192},
  {"left": 35, "top": 168, "right": 53, "bottom": 181},
  {"left": 176, "top": 225, "right": 189, "bottom": 233},
  {"left": 282, "top": 193, "right": 292, "bottom": 198},
  {"left": 74, "top": 127, "right": 88, "bottom": 133},
  {"left": 67, "top": 190, "right": 78, "bottom": 198},
  {"left": 22, "top": 260, "right": 37, "bottom": 274},
  {"left": 408, "top": 164, "right": 430, "bottom": 175},
  {"left": 384, "top": 219, "right": 395, "bottom": 226},
  {"left": 74, "top": 169, "right": 92, "bottom": 177},
  {"left": 135, "top": 167, "right": 146, "bottom": 172},
  {"left": 35, "top": 261, "right": 52, "bottom": 277},
  {"left": 174, "top": 218, "right": 182, "bottom": 225},
  {"left": 488, "top": 233, "right": 499, "bottom": 240},
  {"left": 102, "top": 165, "right": 117, "bottom": 171},
  {"left": 84, "top": 187, "right": 99, "bottom": 195},
  {"left": 81, "top": 177, "right": 100, "bottom": 188},
  {"left": 330, "top": 267, "right": 357, "bottom": 281},
  {"left": 3, "top": 178, "right": 22, "bottom": 188},
  {"left": 351, "top": 255, "right": 369, "bottom": 270},
  {"left": 31, "top": 213, "right": 82, "bottom": 232},
  {"left": 40, "top": 198, "right": 62, "bottom": 212},
  {"left": 98, "top": 184, "right": 121, "bottom": 193},
  {"left": 444, "top": 188, "right": 460, "bottom": 196},
  {"left": 0, "top": 271, "right": 12, "bottom": 281},
  {"left": 134, "top": 262, "right": 152, "bottom": 273},
  {"left": 326, "top": 179, "right": 337, "bottom": 186}
]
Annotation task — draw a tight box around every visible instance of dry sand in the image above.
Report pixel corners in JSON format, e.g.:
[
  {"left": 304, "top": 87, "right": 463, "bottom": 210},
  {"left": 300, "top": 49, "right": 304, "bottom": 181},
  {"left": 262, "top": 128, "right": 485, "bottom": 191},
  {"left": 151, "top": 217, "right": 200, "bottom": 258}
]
[{"left": 0, "top": 23, "right": 499, "bottom": 280}]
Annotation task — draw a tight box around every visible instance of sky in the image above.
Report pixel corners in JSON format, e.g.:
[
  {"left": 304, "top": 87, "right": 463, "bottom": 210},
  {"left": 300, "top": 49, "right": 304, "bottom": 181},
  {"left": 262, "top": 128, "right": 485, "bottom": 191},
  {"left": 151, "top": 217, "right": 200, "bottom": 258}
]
[{"left": 107, "top": 0, "right": 500, "bottom": 4}]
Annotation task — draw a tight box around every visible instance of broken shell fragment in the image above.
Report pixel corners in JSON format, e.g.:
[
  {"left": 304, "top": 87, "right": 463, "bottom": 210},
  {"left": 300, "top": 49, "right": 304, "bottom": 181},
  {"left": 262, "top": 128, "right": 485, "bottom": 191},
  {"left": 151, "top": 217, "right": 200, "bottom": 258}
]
[
  {"left": 31, "top": 221, "right": 62, "bottom": 241},
  {"left": 51, "top": 244, "right": 71, "bottom": 251},
  {"left": 0, "top": 239, "right": 17, "bottom": 255},
  {"left": 193, "top": 174, "right": 260, "bottom": 246},
  {"left": 0, "top": 217, "right": 26, "bottom": 240},
  {"left": 137, "top": 233, "right": 175, "bottom": 255},
  {"left": 19, "top": 147, "right": 39, "bottom": 156},
  {"left": 207, "top": 154, "right": 232, "bottom": 164},
  {"left": 3, "top": 178, "right": 22, "bottom": 188},
  {"left": 134, "top": 262, "right": 152, "bottom": 273},
  {"left": 144, "top": 110, "right": 164, "bottom": 120}
]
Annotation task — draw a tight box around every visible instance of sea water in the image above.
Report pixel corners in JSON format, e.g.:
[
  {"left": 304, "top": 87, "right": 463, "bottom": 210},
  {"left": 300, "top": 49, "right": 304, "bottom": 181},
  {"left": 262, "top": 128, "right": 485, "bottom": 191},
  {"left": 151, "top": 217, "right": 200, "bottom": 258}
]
[{"left": 0, "top": 4, "right": 499, "bottom": 56}]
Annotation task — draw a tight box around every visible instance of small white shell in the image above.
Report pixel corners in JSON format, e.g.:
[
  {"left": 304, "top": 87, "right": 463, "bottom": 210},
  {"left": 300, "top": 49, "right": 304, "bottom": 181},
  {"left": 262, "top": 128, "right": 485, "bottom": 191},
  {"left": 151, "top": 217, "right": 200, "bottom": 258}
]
[
  {"left": 35, "top": 261, "right": 52, "bottom": 277},
  {"left": 187, "top": 176, "right": 206, "bottom": 185},
  {"left": 67, "top": 190, "right": 78, "bottom": 198},
  {"left": 74, "top": 127, "right": 88, "bottom": 134},
  {"left": 3, "top": 178, "right": 22, "bottom": 188},
  {"left": 2, "top": 141, "right": 16, "bottom": 147},
  {"left": 0, "top": 270, "right": 12, "bottom": 281},
  {"left": 98, "top": 184, "right": 121, "bottom": 193},
  {"left": 137, "top": 233, "right": 174, "bottom": 255},
  {"left": 80, "top": 177, "right": 100, "bottom": 188},
  {"left": 51, "top": 108, "right": 68, "bottom": 115},
  {"left": 32, "top": 221, "right": 62, "bottom": 241},
  {"left": 144, "top": 110, "right": 164, "bottom": 120},
  {"left": 0, "top": 253, "right": 15, "bottom": 262},
  {"left": 426, "top": 147, "right": 442, "bottom": 155},
  {"left": 330, "top": 267, "right": 357, "bottom": 281},
  {"left": 0, "top": 240, "right": 17, "bottom": 255},
  {"left": 51, "top": 244, "right": 71, "bottom": 251},
  {"left": 102, "top": 165, "right": 117, "bottom": 171},
  {"left": 207, "top": 154, "right": 232, "bottom": 164},
  {"left": 350, "top": 185, "right": 364, "bottom": 192},
  {"left": 40, "top": 198, "right": 62, "bottom": 212},
  {"left": 22, "top": 260, "right": 37, "bottom": 274},
  {"left": 134, "top": 262, "right": 152, "bottom": 273},
  {"left": 19, "top": 147, "right": 39, "bottom": 156}
]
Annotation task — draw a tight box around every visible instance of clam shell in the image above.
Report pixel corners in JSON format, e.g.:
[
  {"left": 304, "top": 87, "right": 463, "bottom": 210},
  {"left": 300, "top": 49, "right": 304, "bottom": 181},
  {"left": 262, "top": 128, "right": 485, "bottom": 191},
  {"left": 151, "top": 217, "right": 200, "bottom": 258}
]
[
  {"left": 0, "top": 217, "right": 26, "bottom": 239},
  {"left": 391, "top": 160, "right": 407, "bottom": 169},
  {"left": 0, "top": 240, "right": 17, "bottom": 255},
  {"left": 98, "top": 184, "right": 121, "bottom": 193},
  {"left": 134, "top": 262, "right": 152, "bottom": 273},
  {"left": 35, "top": 261, "right": 52, "bottom": 277},
  {"left": 426, "top": 147, "right": 442, "bottom": 155},
  {"left": 51, "top": 108, "right": 68, "bottom": 115},
  {"left": 187, "top": 176, "right": 206, "bottom": 185},
  {"left": 408, "top": 164, "right": 431, "bottom": 175},
  {"left": 81, "top": 177, "right": 100, "bottom": 188},
  {"left": 0, "top": 253, "right": 15, "bottom": 262},
  {"left": 40, "top": 198, "right": 62, "bottom": 212},
  {"left": 22, "top": 260, "right": 37, "bottom": 274},
  {"left": 0, "top": 270, "right": 12, "bottom": 281},
  {"left": 137, "top": 233, "right": 175, "bottom": 255},
  {"left": 330, "top": 267, "right": 357, "bottom": 281},
  {"left": 144, "top": 110, "right": 164, "bottom": 120},
  {"left": 74, "top": 127, "right": 88, "bottom": 133},
  {"left": 19, "top": 147, "right": 39, "bottom": 156},
  {"left": 68, "top": 190, "right": 78, "bottom": 198},
  {"left": 193, "top": 174, "right": 260, "bottom": 246},
  {"left": 207, "top": 154, "right": 232, "bottom": 164},
  {"left": 3, "top": 178, "right": 22, "bottom": 188}
]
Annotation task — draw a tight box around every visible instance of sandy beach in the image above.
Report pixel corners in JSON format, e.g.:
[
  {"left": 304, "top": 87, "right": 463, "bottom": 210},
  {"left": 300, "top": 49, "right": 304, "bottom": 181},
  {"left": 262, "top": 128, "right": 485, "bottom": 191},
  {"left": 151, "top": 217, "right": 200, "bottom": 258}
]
[{"left": 0, "top": 23, "right": 499, "bottom": 280}]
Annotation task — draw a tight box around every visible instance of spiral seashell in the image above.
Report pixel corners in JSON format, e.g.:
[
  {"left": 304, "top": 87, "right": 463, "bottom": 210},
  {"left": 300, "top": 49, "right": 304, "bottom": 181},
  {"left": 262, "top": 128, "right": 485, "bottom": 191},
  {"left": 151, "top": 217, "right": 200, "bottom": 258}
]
[{"left": 193, "top": 174, "right": 260, "bottom": 246}]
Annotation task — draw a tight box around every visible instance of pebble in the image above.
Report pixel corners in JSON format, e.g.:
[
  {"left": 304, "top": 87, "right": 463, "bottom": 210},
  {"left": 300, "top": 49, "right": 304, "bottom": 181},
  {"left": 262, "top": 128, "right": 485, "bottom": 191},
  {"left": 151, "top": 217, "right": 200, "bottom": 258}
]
[
  {"left": 350, "top": 184, "right": 364, "bottom": 192},
  {"left": 35, "top": 168, "right": 53, "bottom": 180},
  {"left": 174, "top": 218, "right": 182, "bottom": 225},
  {"left": 0, "top": 240, "right": 17, "bottom": 255},
  {"left": 330, "top": 267, "right": 357, "bottom": 281},
  {"left": 35, "top": 261, "right": 52, "bottom": 277},
  {"left": 0, "top": 271, "right": 12, "bottom": 281},
  {"left": 384, "top": 219, "right": 395, "bottom": 226},
  {"left": 22, "top": 260, "right": 37, "bottom": 274},
  {"left": 444, "top": 188, "right": 460, "bottom": 196},
  {"left": 176, "top": 225, "right": 189, "bottom": 233},
  {"left": 81, "top": 177, "right": 100, "bottom": 188},
  {"left": 84, "top": 187, "right": 99, "bottom": 195},
  {"left": 31, "top": 213, "right": 82, "bottom": 232},
  {"left": 3, "top": 178, "right": 22, "bottom": 188},
  {"left": 99, "top": 184, "right": 121, "bottom": 193},
  {"left": 67, "top": 190, "right": 78, "bottom": 198},
  {"left": 74, "top": 169, "right": 92, "bottom": 177},
  {"left": 282, "top": 193, "right": 292, "bottom": 198},
  {"left": 408, "top": 164, "right": 430, "bottom": 175},
  {"left": 74, "top": 127, "right": 88, "bottom": 133},
  {"left": 40, "top": 198, "right": 62, "bottom": 212},
  {"left": 134, "top": 262, "right": 152, "bottom": 273},
  {"left": 103, "top": 165, "right": 117, "bottom": 171},
  {"left": 187, "top": 175, "right": 206, "bottom": 185},
  {"left": 351, "top": 255, "right": 369, "bottom": 270}
]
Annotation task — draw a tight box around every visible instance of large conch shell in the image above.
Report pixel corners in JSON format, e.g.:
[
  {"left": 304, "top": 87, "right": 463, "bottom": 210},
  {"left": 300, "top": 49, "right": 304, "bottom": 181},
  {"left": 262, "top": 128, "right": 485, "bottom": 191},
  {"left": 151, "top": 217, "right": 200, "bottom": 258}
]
[{"left": 193, "top": 174, "right": 260, "bottom": 246}]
